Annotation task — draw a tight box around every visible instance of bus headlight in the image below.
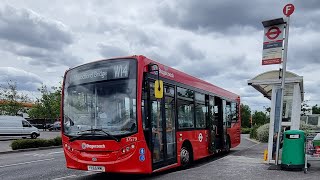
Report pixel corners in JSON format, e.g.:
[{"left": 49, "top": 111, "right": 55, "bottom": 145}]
[
  {"left": 65, "top": 143, "right": 73, "bottom": 152},
  {"left": 119, "top": 143, "right": 136, "bottom": 157}
]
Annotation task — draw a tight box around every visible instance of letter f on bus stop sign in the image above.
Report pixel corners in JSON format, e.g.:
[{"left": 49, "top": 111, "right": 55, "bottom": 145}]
[{"left": 283, "top": 4, "right": 295, "bottom": 17}]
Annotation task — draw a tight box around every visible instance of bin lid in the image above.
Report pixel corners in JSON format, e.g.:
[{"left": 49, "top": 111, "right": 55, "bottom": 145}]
[{"left": 284, "top": 130, "right": 305, "bottom": 135}]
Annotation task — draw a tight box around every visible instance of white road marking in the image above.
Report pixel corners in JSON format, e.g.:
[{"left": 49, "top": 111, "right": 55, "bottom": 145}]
[
  {"left": 51, "top": 172, "right": 96, "bottom": 180},
  {"left": 52, "top": 175, "right": 77, "bottom": 180},
  {"left": 32, "top": 151, "right": 64, "bottom": 157},
  {"left": 0, "top": 158, "right": 55, "bottom": 168},
  {"left": 47, "top": 151, "right": 63, "bottom": 155},
  {"left": 23, "top": 153, "right": 36, "bottom": 156}
]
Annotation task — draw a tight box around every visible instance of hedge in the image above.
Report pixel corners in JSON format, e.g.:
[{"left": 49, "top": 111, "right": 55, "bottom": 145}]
[
  {"left": 249, "top": 125, "right": 260, "bottom": 140},
  {"left": 256, "top": 123, "right": 269, "bottom": 143},
  {"left": 300, "top": 123, "right": 319, "bottom": 133},
  {"left": 241, "top": 128, "right": 251, "bottom": 134},
  {"left": 11, "top": 136, "right": 62, "bottom": 150},
  {"left": 251, "top": 123, "right": 320, "bottom": 143}
]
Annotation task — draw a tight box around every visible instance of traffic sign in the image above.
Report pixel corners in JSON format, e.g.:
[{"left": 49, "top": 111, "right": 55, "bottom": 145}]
[
  {"left": 263, "top": 24, "right": 284, "bottom": 44},
  {"left": 283, "top": 4, "right": 295, "bottom": 17},
  {"left": 265, "top": 27, "right": 282, "bottom": 40},
  {"left": 262, "top": 24, "right": 284, "bottom": 65}
]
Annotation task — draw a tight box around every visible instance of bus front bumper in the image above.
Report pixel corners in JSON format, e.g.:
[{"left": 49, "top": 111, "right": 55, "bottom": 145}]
[{"left": 63, "top": 142, "right": 151, "bottom": 174}]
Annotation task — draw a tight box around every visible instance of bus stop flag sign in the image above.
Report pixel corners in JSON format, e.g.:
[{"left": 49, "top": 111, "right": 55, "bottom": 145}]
[
  {"left": 283, "top": 4, "right": 295, "bottom": 17},
  {"left": 262, "top": 24, "right": 284, "bottom": 65}
]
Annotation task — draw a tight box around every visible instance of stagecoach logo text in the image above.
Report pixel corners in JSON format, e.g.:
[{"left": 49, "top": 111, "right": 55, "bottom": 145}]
[
  {"left": 81, "top": 143, "right": 106, "bottom": 149},
  {"left": 159, "top": 68, "right": 174, "bottom": 78}
]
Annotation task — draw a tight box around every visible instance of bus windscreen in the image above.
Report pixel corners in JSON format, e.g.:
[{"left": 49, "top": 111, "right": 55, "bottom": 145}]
[{"left": 63, "top": 59, "right": 137, "bottom": 139}]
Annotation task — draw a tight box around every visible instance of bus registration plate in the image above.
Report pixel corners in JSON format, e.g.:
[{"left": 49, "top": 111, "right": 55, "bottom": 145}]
[{"left": 87, "top": 165, "right": 105, "bottom": 172}]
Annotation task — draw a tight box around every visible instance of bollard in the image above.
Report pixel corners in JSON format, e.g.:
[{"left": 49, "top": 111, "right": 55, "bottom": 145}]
[{"left": 264, "top": 149, "right": 268, "bottom": 161}]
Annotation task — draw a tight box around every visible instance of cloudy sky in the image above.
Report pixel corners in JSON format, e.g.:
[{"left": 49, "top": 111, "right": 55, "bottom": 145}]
[{"left": 0, "top": 0, "right": 319, "bottom": 111}]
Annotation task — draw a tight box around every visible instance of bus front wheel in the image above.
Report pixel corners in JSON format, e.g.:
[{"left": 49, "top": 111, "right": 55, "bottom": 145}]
[{"left": 180, "top": 146, "right": 192, "bottom": 167}]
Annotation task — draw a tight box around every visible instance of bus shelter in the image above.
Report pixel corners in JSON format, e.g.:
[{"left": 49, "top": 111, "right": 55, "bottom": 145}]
[{"left": 248, "top": 70, "right": 304, "bottom": 164}]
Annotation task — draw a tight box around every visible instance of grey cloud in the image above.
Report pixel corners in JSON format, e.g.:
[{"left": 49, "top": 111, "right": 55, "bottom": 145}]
[
  {"left": 99, "top": 44, "right": 128, "bottom": 58},
  {"left": 287, "top": 35, "right": 320, "bottom": 70},
  {"left": 157, "top": 0, "right": 279, "bottom": 33},
  {"left": 295, "top": 0, "right": 320, "bottom": 11},
  {"left": 0, "top": 5, "right": 73, "bottom": 50},
  {"left": 120, "top": 27, "right": 160, "bottom": 48},
  {"left": 89, "top": 19, "right": 163, "bottom": 48},
  {"left": 2, "top": 42, "right": 47, "bottom": 58},
  {"left": 145, "top": 52, "right": 180, "bottom": 67},
  {"left": 85, "top": 17, "right": 119, "bottom": 34},
  {"left": 178, "top": 60, "right": 223, "bottom": 79},
  {"left": 304, "top": 80, "right": 320, "bottom": 95},
  {"left": 157, "top": 1, "right": 320, "bottom": 33},
  {"left": 1, "top": 40, "right": 82, "bottom": 67},
  {"left": 27, "top": 52, "right": 82, "bottom": 68},
  {"left": 177, "top": 41, "right": 205, "bottom": 60},
  {"left": 180, "top": 54, "right": 253, "bottom": 80},
  {"left": 223, "top": 70, "right": 253, "bottom": 81},
  {"left": 0, "top": 67, "right": 42, "bottom": 91},
  {"left": 240, "top": 86, "right": 263, "bottom": 98}
]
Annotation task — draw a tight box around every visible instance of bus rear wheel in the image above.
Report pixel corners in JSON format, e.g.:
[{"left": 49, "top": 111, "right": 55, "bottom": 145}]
[
  {"left": 180, "top": 146, "right": 192, "bottom": 167},
  {"left": 225, "top": 138, "right": 231, "bottom": 153}
]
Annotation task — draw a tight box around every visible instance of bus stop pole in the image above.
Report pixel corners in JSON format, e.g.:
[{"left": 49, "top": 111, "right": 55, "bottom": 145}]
[{"left": 275, "top": 16, "right": 290, "bottom": 165}]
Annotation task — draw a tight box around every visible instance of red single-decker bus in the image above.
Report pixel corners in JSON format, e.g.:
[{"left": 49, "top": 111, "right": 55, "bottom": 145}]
[{"left": 61, "top": 55, "right": 241, "bottom": 174}]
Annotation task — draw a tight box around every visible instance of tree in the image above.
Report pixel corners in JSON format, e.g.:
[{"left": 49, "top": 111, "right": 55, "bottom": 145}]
[
  {"left": 252, "top": 110, "right": 269, "bottom": 126},
  {"left": 263, "top": 106, "right": 271, "bottom": 116},
  {"left": 241, "top": 104, "right": 251, "bottom": 128},
  {"left": 312, "top": 104, "right": 320, "bottom": 114},
  {"left": 28, "top": 84, "right": 61, "bottom": 120},
  {"left": 301, "top": 102, "right": 311, "bottom": 116},
  {"left": 0, "top": 81, "right": 30, "bottom": 116}
]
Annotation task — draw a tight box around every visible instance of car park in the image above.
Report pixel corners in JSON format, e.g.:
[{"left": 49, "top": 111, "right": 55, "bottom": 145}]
[{"left": 48, "top": 121, "right": 61, "bottom": 131}]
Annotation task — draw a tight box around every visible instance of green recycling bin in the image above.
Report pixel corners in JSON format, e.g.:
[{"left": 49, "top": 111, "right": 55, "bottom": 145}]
[{"left": 281, "top": 130, "right": 305, "bottom": 170}]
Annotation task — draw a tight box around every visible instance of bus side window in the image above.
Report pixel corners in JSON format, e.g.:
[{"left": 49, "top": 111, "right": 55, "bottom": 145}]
[
  {"left": 226, "top": 102, "right": 232, "bottom": 128},
  {"left": 177, "top": 87, "right": 194, "bottom": 129},
  {"left": 231, "top": 102, "right": 238, "bottom": 123},
  {"left": 177, "top": 99, "right": 194, "bottom": 128},
  {"left": 195, "top": 92, "right": 206, "bottom": 128}
]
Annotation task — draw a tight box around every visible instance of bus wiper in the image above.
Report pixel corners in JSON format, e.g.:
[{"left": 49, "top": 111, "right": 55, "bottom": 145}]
[
  {"left": 69, "top": 132, "right": 93, "bottom": 142},
  {"left": 69, "top": 128, "right": 120, "bottom": 142}
]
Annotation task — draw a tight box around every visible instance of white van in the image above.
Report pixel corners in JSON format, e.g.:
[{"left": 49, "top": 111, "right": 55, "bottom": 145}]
[{"left": 0, "top": 116, "right": 40, "bottom": 139}]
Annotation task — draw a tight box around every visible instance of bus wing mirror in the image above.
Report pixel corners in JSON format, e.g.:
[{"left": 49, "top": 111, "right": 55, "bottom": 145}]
[{"left": 154, "top": 80, "right": 163, "bottom": 99}]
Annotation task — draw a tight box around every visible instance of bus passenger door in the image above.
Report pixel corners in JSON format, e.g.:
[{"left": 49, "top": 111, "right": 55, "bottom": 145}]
[
  {"left": 163, "top": 85, "right": 176, "bottom": 164},
  {"left": 222, "top": 100, "right": 228, "bottom": 148},
  {"left": 208, "top": 96, "right": 216, "bottom": 153},
  {"left": 148, "top": 81, "right": 177, "bottom": 170},
  {"left": 214, "top": 97, "right": 225, "bottom": 150}
]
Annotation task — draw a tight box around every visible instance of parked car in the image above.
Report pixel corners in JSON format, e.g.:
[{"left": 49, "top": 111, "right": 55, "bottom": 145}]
[
  {"left": 0, "top": 115, "right": 40, "bottom": 139},
  {"left": 44, "top": 123, "right": 52, "bottom": 130},
  {"left": 48, "top": 121, "right": 61, "bottom": 131},
  {"left": 31, "top": 123, "right": 44, "bottom": 129}
]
